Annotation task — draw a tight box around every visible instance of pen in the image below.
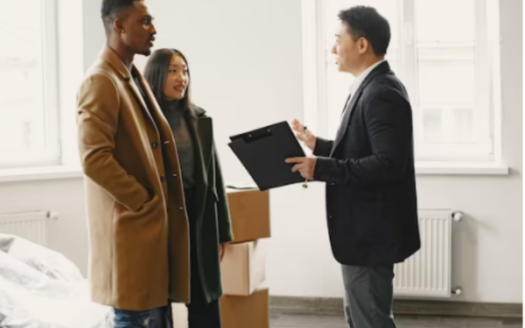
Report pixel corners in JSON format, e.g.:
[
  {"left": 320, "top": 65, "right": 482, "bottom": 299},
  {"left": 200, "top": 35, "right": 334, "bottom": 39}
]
[{"left": 302, "top": 126, "right": 308, "bottom": 189}]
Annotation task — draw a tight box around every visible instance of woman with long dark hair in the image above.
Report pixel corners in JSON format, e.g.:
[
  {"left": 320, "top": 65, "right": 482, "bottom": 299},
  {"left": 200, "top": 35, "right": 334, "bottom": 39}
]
[{"left": 144, "top": 48, "right": 233, "bottom": 328}]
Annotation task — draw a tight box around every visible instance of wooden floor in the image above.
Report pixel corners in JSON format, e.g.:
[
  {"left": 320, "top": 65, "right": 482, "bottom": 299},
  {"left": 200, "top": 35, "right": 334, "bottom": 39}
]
[{"left": 270, "top": 313, "right": 523, "bottom": 328}]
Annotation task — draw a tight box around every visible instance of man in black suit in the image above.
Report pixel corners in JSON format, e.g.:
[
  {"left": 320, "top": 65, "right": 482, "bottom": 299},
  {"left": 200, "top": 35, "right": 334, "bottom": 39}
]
[{"left": 286, "top": 6, "right": 420, "bottom": 328}]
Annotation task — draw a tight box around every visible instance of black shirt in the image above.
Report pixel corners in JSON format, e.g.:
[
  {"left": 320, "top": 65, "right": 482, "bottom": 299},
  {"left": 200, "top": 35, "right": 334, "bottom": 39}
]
[
  {"left": 132, "top": 73, "right": 160, "bottom": 128},
  {"left": 163, "top": 101, "right": 196, "bottom": 189}
]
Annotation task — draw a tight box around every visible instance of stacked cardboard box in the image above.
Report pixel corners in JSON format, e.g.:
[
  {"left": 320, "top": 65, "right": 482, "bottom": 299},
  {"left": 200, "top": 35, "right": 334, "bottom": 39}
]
[{"left": 220, "top": 187, "right": 270, "bottom": 328}]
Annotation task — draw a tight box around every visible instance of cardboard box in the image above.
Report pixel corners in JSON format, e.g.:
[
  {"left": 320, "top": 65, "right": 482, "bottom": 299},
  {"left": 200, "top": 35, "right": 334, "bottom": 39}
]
[
  {"left": 221, "top": 240, "right": 265, "bottom": 296},
  {"left": 226, "top": 188, "right": 270, "bottom": 243},
  {"left": 220, "top": 287, "right": 269, "bottom": 328}
]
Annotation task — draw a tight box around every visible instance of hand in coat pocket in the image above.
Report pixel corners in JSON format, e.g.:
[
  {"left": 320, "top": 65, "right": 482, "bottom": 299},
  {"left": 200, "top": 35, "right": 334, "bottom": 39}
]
[
  {"left": 137, "top": 187, "right": 154, "bottom": 210},
  {"left": 219, "top": 243, "right": 227, "bottom": 262}
]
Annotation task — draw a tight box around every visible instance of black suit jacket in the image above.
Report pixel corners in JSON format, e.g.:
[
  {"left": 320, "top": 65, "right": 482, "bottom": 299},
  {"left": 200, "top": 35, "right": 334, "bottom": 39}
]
[{"left": 313, "top": 61, "right": 420, "bottom": 266}]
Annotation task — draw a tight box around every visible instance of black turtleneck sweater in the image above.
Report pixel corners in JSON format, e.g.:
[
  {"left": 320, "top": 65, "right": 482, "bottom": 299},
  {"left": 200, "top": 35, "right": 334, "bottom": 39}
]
[{"left": 164, "top": 101, "right": 196, "bottom": 189}]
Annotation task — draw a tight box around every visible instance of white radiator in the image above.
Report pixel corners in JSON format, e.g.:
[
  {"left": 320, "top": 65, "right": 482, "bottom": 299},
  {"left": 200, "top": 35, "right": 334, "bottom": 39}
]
[
  {"left": 0, "top": 211, "right": 58, "bottom": 247},
  {"left": 393, "top": 209, "right": 462, "bottom": 298}
]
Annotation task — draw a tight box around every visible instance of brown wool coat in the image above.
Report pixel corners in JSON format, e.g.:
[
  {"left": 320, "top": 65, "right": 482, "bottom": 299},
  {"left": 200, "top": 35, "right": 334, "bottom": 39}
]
[{"left": 77, "top": 46, "right": 191, "bottom": 311}]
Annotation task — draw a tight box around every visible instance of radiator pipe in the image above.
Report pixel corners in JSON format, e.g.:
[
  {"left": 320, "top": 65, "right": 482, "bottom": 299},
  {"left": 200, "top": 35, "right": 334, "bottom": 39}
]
[
  {"left": 46, "top": 211, "right": 59, "bottom": 220},
  {"left": 452, "top": 211, "right": 463, "bottom": 222},
  {"left": 451, "top": 287, "right": 463, "bottom": 295}
]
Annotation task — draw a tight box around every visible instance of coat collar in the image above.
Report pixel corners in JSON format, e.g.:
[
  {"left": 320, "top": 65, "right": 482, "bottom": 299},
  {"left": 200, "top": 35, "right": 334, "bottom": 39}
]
[
  {"left": 98, "top": 46, "right": 133, "bottom": 81},
  {"left": 98, "top": 46, "right": 161, "bottom": 133},
  {"left": 190, "top": 104, "right": 206, "bottom": 117},
  {"left": 186, "top": 105, "right": 212, "bottom": 167}
]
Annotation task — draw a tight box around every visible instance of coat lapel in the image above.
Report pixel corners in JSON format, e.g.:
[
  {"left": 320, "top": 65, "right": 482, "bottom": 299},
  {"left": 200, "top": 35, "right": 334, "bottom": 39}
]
[
  {"left": 186, "top": 108, "right": 213, "bottom": 219},
  {"left": 98, "top": 46, "right": 160, "bottom": 135},
  {"left": 330, "top": 61, "right": 391, "bottom": 157}
]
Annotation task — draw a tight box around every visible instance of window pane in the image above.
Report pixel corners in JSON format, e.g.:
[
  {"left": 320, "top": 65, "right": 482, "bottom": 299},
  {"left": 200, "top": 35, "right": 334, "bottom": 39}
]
[
  {"left": 0, "top": 1, "right": 58, "bottom": 167},
  {"left": 414, "top": 0, "right": 478, "bottom": 147},
  {"left": 453, "top": 108, "right": 474, "bottom": 143},
  {"left": 418, "top": 59, "right": 476, "bottom": 105},
  {"left": 415, "top": 0, "right": 475, "bottom": 44},
  {"left": 423, "top": 108, "right": 442, "bottom": 143},
  {"left": 420, "top": 106, "right": 475, "bottom": 144}
]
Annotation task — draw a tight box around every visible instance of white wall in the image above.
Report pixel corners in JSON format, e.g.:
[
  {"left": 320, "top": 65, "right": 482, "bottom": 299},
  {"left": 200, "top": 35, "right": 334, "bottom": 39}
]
[{"left": 0, "top": 0, "right": 520, "bottom": 304}]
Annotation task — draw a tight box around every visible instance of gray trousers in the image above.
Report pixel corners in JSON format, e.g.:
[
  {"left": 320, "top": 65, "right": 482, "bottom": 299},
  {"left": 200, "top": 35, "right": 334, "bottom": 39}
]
[{"left": 341, "top": 264, "right": 397, "bottom": 328}]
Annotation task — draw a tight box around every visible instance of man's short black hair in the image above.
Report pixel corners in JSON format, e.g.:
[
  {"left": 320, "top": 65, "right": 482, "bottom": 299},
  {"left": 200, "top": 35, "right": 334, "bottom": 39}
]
[
  {"left": 338, "top": 6, "right": 391, "bottom": 56},
  {"left": 101, "top": 0, "right": 142, "bottom": 34}
]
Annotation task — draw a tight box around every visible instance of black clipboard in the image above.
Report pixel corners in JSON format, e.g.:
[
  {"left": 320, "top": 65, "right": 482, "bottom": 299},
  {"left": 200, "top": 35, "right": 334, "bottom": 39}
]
[{"left": 228, "top": 121, "right": 306, "bottom": 191}]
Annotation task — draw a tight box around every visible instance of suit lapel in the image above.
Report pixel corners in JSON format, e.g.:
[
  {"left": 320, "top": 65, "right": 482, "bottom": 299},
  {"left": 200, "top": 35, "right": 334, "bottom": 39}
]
[
  {"left": 340, "top": 93, "right": 353, "bottom": 117},
  {"left": 330, "top": 89, "right": 363, "bottom": 157},
  {"left": 335, "top": 91, "right": 360, "bottom": 139},
  {"left": 330, "top": 61, "right": 391, "bottom": 157}
]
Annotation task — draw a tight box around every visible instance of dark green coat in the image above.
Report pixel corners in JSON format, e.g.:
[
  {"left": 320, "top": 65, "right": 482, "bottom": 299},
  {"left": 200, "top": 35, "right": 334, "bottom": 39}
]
[{"left": 184, "top": 104, "right": 233, "bottom": 303}]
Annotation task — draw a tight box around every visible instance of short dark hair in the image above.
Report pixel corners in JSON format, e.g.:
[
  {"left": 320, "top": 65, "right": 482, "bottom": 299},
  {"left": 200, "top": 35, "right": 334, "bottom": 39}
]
[
  {"left": 101, "top": 0, "right": 142, "bottom": 35},
  {"left": 143, "top": 48, "right": 193, "bottom": 114},
  {"left": 338, "top": 6, "right": 391, "bottom": 56}
]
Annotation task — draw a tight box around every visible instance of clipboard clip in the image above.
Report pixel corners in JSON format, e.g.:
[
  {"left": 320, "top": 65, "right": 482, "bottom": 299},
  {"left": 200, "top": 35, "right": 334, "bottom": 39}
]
[{"left": 241, "top": 128, "right": 273, "bottom": 144}]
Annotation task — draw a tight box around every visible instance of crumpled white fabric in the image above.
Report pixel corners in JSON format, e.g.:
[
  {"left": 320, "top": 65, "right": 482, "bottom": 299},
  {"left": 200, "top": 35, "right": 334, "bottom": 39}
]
[
  {"left": 0, "top": 233, "right": 84, "bottom": 283},
  {"left": 0, "top": 233, "right": 113, "bottom": 328}
]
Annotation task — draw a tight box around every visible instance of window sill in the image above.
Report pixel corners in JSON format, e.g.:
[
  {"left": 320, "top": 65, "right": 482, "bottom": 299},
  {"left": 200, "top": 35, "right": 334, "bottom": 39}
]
[
  {"left": 415, "top": 161, "right": 509, "bottom": 175},
  {"left": 0, "top": 166, "right": 83, "bottom": 183}
]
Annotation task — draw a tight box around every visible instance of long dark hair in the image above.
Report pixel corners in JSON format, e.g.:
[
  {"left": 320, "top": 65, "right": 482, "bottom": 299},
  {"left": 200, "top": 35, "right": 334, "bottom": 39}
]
[{"left": 144, "top": 48, "right": 192, "bottom": 114}]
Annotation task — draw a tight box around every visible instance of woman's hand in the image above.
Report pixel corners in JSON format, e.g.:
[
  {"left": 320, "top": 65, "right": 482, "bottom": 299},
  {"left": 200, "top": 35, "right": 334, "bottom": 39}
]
[{"left": 219, "top": 243, "right": 227, "bottom": 262}]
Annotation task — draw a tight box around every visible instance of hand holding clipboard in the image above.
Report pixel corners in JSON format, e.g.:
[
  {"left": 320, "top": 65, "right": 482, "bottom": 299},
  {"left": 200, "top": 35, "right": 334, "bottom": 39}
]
[
  {"left": 228, "top": 121, "right": 306, "bottom": 191},
  {"left": 228, "top": 120, "right": 319, "bottom": 191},
  {"left": 285, "top": 119, "right": 318, "bottom": 188}
]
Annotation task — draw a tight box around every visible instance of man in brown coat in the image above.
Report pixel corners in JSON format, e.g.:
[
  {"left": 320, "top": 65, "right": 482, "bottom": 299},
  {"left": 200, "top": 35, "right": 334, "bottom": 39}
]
[{"left": 76, "top": 0, "right": 190, "bottom": 326}]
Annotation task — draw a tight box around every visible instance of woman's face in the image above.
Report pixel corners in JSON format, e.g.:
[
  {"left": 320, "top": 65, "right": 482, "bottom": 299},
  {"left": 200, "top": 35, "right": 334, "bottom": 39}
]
[{"left": 163, "top": 54, "right": 189, "bottom": 101}]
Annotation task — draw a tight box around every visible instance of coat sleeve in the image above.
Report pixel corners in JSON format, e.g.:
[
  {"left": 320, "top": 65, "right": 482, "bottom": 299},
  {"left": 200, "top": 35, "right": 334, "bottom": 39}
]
[
  {"left": 213, "top": 145, "right": 234, "bottom": 243},
  {"left": 313, "top": 137, "right": 334, "bottom": 157},
  {"left": 77, "top": 73, "right": 150, "bottom": 211},
  {"left": 313, "top": 89, "right": 412, "bottom": 185}
]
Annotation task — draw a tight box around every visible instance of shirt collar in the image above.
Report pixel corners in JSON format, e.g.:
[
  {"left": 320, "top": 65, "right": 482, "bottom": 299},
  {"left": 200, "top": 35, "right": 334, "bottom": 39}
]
[{"left": 349, "top": 59, "right": 386, "bottom": 95}]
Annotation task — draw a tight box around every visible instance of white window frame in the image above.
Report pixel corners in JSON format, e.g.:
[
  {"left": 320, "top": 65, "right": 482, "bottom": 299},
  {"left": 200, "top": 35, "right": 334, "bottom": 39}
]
[
  {"left": 301, "top": 0, "right": 507, "bottom": 174},
  {"left": 0, "top": 0, "right": 84, "bottom": 178},
  {"left": 404, "top": 0, "right": 493, "bottom": 162},
  {"left": 0, "top": 0, "right": 61, "bottom": 169}
]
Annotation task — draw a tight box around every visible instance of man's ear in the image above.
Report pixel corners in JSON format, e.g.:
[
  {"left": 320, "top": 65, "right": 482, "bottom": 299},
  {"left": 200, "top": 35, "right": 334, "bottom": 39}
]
[
  {"left": 114, "top": 19, "right": 124, "bottom": 34},
  {"left": 358, "top": 38, "right": 369, "bottom": 54}
]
